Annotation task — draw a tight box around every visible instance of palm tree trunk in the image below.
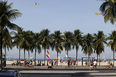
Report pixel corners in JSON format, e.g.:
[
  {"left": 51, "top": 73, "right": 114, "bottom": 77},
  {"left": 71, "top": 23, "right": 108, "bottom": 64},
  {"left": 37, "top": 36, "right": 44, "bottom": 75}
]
[
  {"left": 99, "top": 53, "right": 100, "bottom": 66},
  {"left": 88, "top": 52, "right": 90, "bottom": 66},
  {"left": 44, "top": 49, "right": 46, "bottom": 64},
  {"left": 19, "top": 48, "right": 20, "bottom": 65},
  {"left": 67, "top": 50, "right": 68, "bottom": 57},
  {"left": 76, "top": 48, "right": 78, "bottom": 61},
  {"left": 113, "top": 49, "right": 115, "bottom": 66},
  {"left": 34, "top": 47, "right": 36, "bottom": 66},
  {"left": 57, "top": 50, "right": 58, "bottom": 66},
  {"left": 28, "top": 51, "right": 30, "bottom": 60},
  {"left": 24, "top": 49, "right": 25, "bottom": 60},
  {"left": 97, "top": 54, "right": 98, "bottom": 65},
  {"left": 5, "top": 46, "right": 6, "bottom": 60}
]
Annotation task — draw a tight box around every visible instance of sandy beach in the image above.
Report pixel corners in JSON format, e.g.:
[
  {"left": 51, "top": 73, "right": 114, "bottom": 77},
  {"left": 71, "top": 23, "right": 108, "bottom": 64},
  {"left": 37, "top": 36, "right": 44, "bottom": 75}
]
[{"left": 6, "top": 61, "right": 116, "bottom": 66}]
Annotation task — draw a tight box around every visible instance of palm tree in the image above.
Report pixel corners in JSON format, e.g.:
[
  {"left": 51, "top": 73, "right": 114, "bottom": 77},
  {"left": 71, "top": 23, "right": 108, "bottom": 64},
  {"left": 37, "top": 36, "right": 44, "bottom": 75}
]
[
  {"left": 73, "top": 29, "right": 83, "bottom": 61},
  {"left": 107, "top": 30, "right": 116, "bottom": 66},
  {"left": 20, "top": 31, "right": 30, "bottom": 61},
  {"left": 40, "top": 29, "right": 52, "bottom": 63},
  {"left": 99, "top": 0, "right": 116, "bottom": 24},
  {"left": 0, "top": 1, "right": 22, "bottom": 70},
  {"left": 93, "top": 31, "right": 107, "bottom": 66},
  {"left": 25, "top": 31, "right": 34, "bottom": 60},
  {"left": 2, "top": 29, "right": 13, "bottom": 59},
  {"left": 33, "top": 33, "right": 41, "bottom": 66},
  {"left": 50, "top": 31, "right": 63, "bottom": 65},
  {"left": 12, "top": 29, "right": 23, "bottom": 65},
  {"left": 82, "top": 33, "right": 94, "bottom": 66},
  {"left": 62, "top": 31, "right": 74, "bottom": 56}
]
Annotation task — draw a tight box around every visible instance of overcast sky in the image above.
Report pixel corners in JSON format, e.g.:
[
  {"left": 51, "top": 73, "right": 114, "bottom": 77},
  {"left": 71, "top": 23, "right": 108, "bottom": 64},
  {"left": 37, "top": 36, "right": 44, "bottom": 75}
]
[{"left": 4, "top": 0, "right": 116, "bottom": 59}]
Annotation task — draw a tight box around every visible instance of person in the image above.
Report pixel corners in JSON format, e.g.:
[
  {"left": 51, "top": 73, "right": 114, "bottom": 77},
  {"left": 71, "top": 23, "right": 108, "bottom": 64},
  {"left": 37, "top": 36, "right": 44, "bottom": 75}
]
[
  {"left": 89, "top": 61, "right": 93, "bottom": 70},
  {"left": 107, "top": 60, "right": 113, "bottom": 69},
  {"left": 107, "top": 60, "right": 110, "bottom": 66},
  {"left": 61, "top": 60, "right": 63, "bottom": 63},
  {"left": 54, "top": 60, "right": 56, "bottom": 65},
  {"left": 76, "top": 60, "right": 78, "bottom": 66},
  {"left": 47, "top": 61, "right": 48, "bottom": 66},
  {"left": 24, "top": 59, "right": 27, "bottom": 66},
  {"left": 93, "top": 60, "right": 97, "bottom": 70},
  {"left": 68, "top": 59, "right": 70, "bottom": 67},
  {"left": 51, "top": 60, "right": 53, "bottom": 68},
  {"left": 48, "top": 60, "right": 52, "bottom": 69},
  {"left": 85, "top": 61, "right": 88, "bottom": 67},
  {"left": 16, "top": 59, "right": 19, "bottom": 66},
  {"left": 71, "top": 60, "right": 72, "bottom": 65}
]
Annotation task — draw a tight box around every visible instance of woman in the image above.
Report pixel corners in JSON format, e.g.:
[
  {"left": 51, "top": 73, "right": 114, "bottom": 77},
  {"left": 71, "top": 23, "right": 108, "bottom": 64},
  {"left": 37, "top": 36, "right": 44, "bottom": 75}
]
[
  {"left": 85, "top": 61, "right": 88, "bottom": 67},
  {"left": 89, "top": 61, "right": 93, "bottom": 70},
  {"left": 76, "top": 60, "right": 78, "bottom": 66}
]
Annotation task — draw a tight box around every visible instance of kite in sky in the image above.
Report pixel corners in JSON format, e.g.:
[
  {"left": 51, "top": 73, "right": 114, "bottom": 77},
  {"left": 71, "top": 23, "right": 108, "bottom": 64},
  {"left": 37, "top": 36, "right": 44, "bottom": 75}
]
[
  {"left": 35, "top": 3, "right": 39, "bottom": 5},
  {"left": 95, "top": 13, "right": 105, "bottom": 16}
]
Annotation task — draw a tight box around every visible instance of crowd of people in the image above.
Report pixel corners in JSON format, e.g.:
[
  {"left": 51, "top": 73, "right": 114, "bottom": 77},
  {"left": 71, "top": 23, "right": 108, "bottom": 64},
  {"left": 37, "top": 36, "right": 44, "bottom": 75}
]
[
  {"left": 67, "top": 59, "right": 78, "bottom": 67},
  {"left": 11, "top": 59, "right": 114, "bottom": 70}
]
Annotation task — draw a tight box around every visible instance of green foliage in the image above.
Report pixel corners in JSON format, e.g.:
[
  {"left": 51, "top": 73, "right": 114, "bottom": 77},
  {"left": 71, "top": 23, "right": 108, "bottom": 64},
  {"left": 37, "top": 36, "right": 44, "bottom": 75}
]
[
  {"left": 100, "top": 0, "right": 116, "bottom": 24},
  {"left": 107, "top": 30, "right": 116, "bottom": 51},
  {"left": 93, "top": 31, "right": 107, "bottom": 54},
  {"left": 82, "top": 33, "right": 94, "bottom": 56},
  {"left": 0, "top": 1, "right": 22, "bottom": 30}
]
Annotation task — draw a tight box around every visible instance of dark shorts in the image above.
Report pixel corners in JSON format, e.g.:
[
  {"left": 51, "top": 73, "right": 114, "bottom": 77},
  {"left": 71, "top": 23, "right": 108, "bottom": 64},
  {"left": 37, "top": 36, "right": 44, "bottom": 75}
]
[{"left": 94, "top": 65, "right": 97, "bottom": 67}]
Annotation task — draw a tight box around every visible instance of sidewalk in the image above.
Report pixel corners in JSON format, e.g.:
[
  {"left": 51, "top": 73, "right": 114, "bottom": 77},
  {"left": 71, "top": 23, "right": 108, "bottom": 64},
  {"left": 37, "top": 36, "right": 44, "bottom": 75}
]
[{"left": 5, "top": 65, "right": 114, "bottom": 70}]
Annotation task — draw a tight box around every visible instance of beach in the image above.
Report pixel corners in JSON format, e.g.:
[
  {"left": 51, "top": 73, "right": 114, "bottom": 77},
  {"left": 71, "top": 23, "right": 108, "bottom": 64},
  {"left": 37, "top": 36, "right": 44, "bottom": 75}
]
[{"left": 6, "top": 61, "right": 116, "bottom": 66}]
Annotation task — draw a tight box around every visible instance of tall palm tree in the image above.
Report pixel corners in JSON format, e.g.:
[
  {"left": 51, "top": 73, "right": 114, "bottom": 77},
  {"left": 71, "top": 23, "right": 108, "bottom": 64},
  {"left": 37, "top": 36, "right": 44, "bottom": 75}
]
[
  {"left": 2, "top": 29, "right": 13, "bottom": 59},
  {"left": 25, "top": 31, "right": 34, "bottom": 60},
  {"left": 107, "top": 30, "right": 116, "bottom": 66},
  {"left": 20, "top": 31, "right": 30, "bottom": 60},
  {"left": 12, "top": 29, "right": 23, "bottom": 65},
  {"left": 40, "top": 29, "right": 52, "bottom": 63},
  {"left": 73, "top": 29, "right": 83, "bottom": 61},
  {"left": 93, "top": 31, "right": 107, "bottom": 66},
  {"left": 99, "top": 0, "right": 116, "bottom": 24},
  {"left": 33, "top": 33, "right": 41, "bottom": 66},
  {"left": 50, "top": 31, "right": 63, "bottom": 65},
  {"left": 0, "top": 1, "right": 22, "bottom": 70},
  {"left": 82, "top": 33, "right": 94, "bottom": 65},
  {"left": 62, "top": 31, "right": 74, "bottom": 56}
]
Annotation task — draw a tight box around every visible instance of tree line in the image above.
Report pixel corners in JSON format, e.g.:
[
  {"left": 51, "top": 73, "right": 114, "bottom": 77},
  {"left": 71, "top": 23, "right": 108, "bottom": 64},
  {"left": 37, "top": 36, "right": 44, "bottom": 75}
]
[{"left": 1, "top": 0, "right": 116, "bottom": 67}]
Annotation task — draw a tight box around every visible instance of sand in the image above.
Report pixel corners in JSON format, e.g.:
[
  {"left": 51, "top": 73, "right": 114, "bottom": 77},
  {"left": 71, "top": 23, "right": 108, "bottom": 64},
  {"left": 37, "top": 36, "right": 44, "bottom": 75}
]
[{"left": 6, "top": 61, "right": 116, "bottom": 66}]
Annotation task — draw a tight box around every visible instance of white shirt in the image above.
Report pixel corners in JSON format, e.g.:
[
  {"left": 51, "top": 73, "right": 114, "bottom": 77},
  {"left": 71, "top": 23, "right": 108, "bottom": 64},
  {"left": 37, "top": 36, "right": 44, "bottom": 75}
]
[{"left": 93, "top": 61, "right": 97, "bottom": 65}]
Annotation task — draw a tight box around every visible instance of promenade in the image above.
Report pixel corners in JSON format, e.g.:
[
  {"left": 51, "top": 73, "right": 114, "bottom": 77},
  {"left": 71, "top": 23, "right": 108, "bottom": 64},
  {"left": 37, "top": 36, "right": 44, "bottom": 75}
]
[{"left": 3, "top": 65, "right": 116, "bottom": 77}]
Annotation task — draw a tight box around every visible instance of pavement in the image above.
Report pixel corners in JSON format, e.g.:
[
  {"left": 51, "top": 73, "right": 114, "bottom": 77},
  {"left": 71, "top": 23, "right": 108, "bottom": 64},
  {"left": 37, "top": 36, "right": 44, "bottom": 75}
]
[
  {"left": 2, "top": 65, "right": 116, "bottom": 77},
  {"left": 4, "top": 65, "right": 116, "bottom": 70}
]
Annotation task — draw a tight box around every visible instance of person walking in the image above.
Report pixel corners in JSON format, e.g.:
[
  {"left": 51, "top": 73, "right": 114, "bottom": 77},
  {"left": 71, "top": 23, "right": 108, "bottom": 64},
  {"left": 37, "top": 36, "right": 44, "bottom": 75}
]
[
  {"left": 89, "top": 61, "right": 93, "bottom": 70},
  {"left": 76, "top": 60, "right": 78, "bottom": 66},
  {"left": 93, "top": 60, "right": 97, "bottom": 70},
  {"left": 68, "top": 59, "right": 70, "bottom": 67}
]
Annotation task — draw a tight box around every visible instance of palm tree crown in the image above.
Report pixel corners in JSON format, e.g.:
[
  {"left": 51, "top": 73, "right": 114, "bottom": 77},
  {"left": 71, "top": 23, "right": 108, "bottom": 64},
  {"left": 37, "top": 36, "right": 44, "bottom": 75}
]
[
  {"left": 107, "top": 30, "right": 116, "bottom": 65},
  {"left": 73, "top": 29, "right": 83, "bottom": 60},
  {"left": 62, "top": 31, "right": 74, "bottom": 56},
  {"left": 100, "top": 0, "right": 116, "bottom": 24}
]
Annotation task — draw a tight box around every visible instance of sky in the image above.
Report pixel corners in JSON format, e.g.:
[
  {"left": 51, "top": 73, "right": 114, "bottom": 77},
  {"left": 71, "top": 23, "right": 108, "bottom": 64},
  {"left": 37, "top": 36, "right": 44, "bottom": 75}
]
[{"left": 3, "top": 0, "right": 116, "bottom": 59}]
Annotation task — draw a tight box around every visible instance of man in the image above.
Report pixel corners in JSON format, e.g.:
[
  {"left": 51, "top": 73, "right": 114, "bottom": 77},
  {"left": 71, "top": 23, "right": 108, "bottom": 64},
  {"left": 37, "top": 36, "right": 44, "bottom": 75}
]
[
  {"left": 68, "top": 59, "right": 70, "bottom": 67},
  {"left": 93, "top": 60, "right": 97, "bottom": 70}
]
